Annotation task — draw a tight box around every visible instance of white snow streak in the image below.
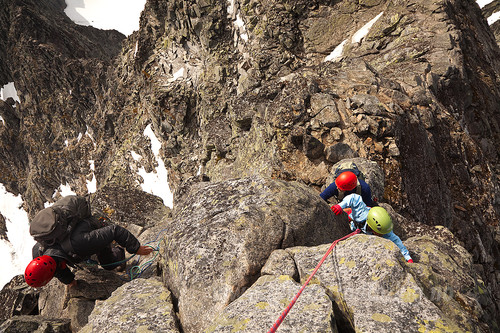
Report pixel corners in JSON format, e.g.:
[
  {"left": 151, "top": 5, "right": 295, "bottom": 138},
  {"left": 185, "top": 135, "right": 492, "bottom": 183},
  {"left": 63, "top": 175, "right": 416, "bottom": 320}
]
[
  {"left": 324, "top": 39, "right": 348, "bottom": 62},
  {"left": 325, "top": 12, "right": 384, "bottom": 62},
  {"left": 352, "top": 12, "right": 384, "bottom": 44},
  {"left": 477, "top": 0, "right": 494, "bottom": 8},
  {"left": 137, "top": 125, "right": 173, "bottom": 207},
  {"left": 488, "top": 11, "right": 500, "bottom": 25}
]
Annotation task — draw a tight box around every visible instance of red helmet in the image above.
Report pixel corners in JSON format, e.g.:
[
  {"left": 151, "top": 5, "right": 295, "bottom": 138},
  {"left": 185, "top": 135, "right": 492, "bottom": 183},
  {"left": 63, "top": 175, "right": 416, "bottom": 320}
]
[
  {"left": 335, "top": 171, "right": 358, "bottom": 191},
  {"left": 24, "top": 255, "right": 57, "bottom": 288}
]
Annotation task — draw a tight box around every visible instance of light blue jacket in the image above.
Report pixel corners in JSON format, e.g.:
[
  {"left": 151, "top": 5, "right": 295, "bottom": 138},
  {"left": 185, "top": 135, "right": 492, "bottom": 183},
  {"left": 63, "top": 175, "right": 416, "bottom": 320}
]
[{"left": 338, "top": 194, "right": 412, "bottom": 261}]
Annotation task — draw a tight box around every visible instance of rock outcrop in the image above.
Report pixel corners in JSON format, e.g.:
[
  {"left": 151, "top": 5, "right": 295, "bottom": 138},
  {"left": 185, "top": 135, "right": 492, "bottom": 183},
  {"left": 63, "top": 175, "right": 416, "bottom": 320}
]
[
  {"left": 0, "top": 315, "right": 71, "bottom": 333},
  {"left": 482, "top": 0, "right": 500, "bottom": 45},
  {"left": 0, "top": 213, "right": 7, "bottom": 239},
  {"left": 244, "top": 229, "right": 495, "bottom": 332},
  {"left": 1, "top": 0, "right": 500, "bottom": 331},
  {"left": 80, "top": 278, "right": 179, "bottom": 333},
  {"left": 0, "top": 275, "right": 39, "bottom": 323},
  {"left": 160, "top": 176, "right": 350, "bottom": 332}
]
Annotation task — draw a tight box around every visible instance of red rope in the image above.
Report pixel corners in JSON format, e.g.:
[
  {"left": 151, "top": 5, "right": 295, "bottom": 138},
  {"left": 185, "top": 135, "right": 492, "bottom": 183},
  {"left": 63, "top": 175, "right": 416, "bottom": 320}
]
[{"left": 267, "top": 229, "right": 361, "bottom": 333}]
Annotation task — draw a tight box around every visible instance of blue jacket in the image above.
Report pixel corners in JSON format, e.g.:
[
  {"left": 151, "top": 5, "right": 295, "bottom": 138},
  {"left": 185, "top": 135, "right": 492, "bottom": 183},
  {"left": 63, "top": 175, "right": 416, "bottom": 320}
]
[
  {"left": 320, "top": 178, "right": 374, "bottom": 206},
  {"left": 338, "top": 194, "right": 412, "bottom": 261}
]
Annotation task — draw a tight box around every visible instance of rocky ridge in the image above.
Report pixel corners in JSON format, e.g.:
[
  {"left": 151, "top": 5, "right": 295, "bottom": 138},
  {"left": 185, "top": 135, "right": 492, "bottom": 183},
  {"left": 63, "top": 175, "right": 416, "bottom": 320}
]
[{"left": 1, "top": 0, "right": 500, "bottom": 332}]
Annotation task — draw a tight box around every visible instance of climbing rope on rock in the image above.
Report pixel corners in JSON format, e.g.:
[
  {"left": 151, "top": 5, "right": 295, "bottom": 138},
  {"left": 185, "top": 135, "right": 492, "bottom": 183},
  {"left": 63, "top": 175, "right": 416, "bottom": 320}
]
[
  {"left": 84, "top": 227, "right": 169, "bottom": 281},
  {"left": 267, "top": 229, "right": 361, "bottom": 333}
]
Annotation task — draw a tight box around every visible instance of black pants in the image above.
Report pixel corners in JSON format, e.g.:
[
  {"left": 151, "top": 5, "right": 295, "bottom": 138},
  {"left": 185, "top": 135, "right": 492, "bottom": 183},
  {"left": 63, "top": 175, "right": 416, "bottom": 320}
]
[
  {"left": 70, "top": 219, "right": 132, "bottom": 270},
  {"left": 97, "top": 245, "right": 125, "bottom": 270}
]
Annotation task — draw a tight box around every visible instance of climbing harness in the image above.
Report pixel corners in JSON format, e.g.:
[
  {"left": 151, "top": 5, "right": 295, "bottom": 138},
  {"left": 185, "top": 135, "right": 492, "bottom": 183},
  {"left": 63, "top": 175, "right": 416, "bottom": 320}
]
[{"left": 267, "top": 229, "right": 361, "bottom": 333}]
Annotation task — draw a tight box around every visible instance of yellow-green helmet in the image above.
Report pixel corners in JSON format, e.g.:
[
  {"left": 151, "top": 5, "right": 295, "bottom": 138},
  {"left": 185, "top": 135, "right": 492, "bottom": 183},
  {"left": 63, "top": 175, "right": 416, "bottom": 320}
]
[{"left": 367, "top": 207, "right": 393, "bottom": 234}]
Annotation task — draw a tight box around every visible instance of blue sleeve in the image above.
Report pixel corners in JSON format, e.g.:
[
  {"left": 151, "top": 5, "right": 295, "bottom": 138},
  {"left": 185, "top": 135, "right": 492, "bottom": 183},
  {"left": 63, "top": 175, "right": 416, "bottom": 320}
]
[
  {"left": 337, "top": 195, "right": 353, "bottom": 210},
  {"left": 359, "top": 179, "right": 374, "bottom": 206},
  {"left": 382, "top": 231, "right": 412, "bottom": 261},
  {"left": 320, "top": 182, "right": 339, "bottom": 201}
]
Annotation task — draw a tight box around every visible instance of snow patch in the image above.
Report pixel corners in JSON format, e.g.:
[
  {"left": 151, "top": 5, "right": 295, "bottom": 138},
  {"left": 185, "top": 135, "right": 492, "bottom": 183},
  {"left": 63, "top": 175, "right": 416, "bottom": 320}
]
[
  {"left": 325, "top": 12, "right": 384, "bottom": 62},
  {"left": 227, "top": 0, "right": 236, "bottom": 15},
  {"left": 352, "top": 12, "right": 384, "bottom": 44},
  {"left": 64, "top": 0, "right": 146, "bottom": 36},
  {"left": 0, "top": 184, "right": 35, "bottom": 289},
  {"left": 52, "top": 183, "right": 77, "bottom": 202},
  {"left": 144, "top": 125, "right": 161, "bottom": 156},
  {"left": 130, "top": 151, "right": 142, "bottom": 161},
  {"left": 0, "top": 82, "right": 21, "bottom": 104},
  {"left": 85, "top": 126, "right": 96, "bottom": 146},
  {"left": 488, "top": 11, "right": 500, "bottom": 25},
  {"left": 477, "top": 0, "right": 495, "bottom": 8},
  {"left": 325, "top": 39, "right": 348, "bottom": 62},
  {"left": 169, "top": 68, "right": 185, "bottom": 82},
  {"left": 87, "top": 160, "right": 96, "bottom": 193},
  {"left": 227, "top": 0, "right": 248, "bottom": 44},
  {"left": 137, "top": 125, "right": 173, "bottom": 207}
]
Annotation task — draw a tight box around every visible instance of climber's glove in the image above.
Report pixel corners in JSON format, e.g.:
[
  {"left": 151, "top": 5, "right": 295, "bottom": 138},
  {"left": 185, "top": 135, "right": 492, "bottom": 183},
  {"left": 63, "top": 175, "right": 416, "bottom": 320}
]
[{"left": 331, "top": 205, "right": 343, "bottom": 215}]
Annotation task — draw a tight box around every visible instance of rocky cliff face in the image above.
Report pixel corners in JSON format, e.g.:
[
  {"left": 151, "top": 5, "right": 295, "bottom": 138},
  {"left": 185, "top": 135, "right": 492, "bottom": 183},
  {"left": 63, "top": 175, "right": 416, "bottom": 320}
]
[{"left": 1, "top": 0, "right": 500, "bottom": 332}]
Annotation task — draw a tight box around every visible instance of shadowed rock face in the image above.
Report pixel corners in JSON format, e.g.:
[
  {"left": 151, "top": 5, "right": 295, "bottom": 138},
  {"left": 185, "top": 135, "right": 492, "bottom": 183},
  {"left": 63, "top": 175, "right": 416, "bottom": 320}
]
[
  {"left": 0, "top": 315, "right": 71, "bottom": 333},
  {"left": 1, "top": 0, "right": 500, "bottom": 331},
  {"left": 0, "top": 214, "right": 6, "bottom": 240},
  {"left": 0, "top": 0, "right": 125, "bottom": 215},
  {"left": 0, "top": 275, "right": 39, "bottom": 323},
  {"left": 482, "top": 0, "right": 500, "bottom": 45}
]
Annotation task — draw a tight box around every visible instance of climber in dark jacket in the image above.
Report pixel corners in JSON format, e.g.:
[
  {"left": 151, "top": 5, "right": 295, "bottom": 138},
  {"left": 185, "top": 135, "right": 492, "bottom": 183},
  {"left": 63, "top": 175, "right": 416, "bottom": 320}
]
[
  {"left": 27, "top": 219, "right": 153, "bottom": 288},
  {"left": 320, "top": 170, "right": 375, "bottom": 206}
]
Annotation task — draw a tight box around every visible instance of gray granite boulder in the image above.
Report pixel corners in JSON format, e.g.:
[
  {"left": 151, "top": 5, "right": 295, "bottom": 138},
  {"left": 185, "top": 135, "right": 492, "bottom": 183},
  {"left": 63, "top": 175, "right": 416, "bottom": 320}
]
[
  {"left": 207, "top": 275, "right": 335, "bottom": 333},
  {"left": 160, "top": 176, "right": 350, "bottom": 332},
  {"left": 0, "top": 315, "right": 71, "bottom": 333},
  {"left": 80, "top": 277, "right": 179, "bottom": 333}
]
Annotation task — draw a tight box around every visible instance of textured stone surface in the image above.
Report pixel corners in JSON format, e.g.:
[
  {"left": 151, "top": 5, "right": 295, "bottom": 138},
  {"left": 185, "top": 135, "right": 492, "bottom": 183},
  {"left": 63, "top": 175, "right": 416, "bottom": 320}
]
[
  {"left": 0, "top": 315, "right": 71, "bottom": 333},
  {"left": 160, "top": 176, "right": 350, "bottom": 333},
  {"left": 207, "top": 275, "right": 335, "bottom": 333},
  {"left": 36, "top": 265, "right": 126, "bottom": 331},
  {"left": 0, "top": 275, "right": 39, "bottom": 322},
  {"left": 0, "top": 0, "right": 500, "bottom": 331},
  {"left": 0, "top": 213, "right": 6, "bottom": 240},
  {"left": 80, "top": 278, "right": 179, "bottom": 333},
  {"left": 261, "top": 232, "right": 496, "bottom": 332}
]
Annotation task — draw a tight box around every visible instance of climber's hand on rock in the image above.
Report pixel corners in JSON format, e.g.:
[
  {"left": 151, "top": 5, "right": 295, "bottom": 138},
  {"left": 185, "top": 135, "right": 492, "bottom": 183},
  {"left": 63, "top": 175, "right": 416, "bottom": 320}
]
[{"left": 136, "top": 245, "right": 154, "bottom": 256}]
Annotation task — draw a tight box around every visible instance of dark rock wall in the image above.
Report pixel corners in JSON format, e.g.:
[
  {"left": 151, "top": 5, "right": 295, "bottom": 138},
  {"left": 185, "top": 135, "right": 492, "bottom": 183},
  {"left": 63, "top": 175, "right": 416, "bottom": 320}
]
[
  {"left": 1, "top": 0, "right": 500, "bottom": 329},
  {"left": 0, "top": 0, "right": 124, "bottom": 214}
]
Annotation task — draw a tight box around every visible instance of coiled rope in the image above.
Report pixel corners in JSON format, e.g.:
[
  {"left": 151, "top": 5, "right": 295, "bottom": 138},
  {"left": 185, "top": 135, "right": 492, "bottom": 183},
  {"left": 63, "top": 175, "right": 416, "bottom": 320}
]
[
  {"left": 267, "top": 229, "right": 361, "bottom": 333},
  {"left": 84, "top": 227, "right": 169, "bottom": 281}
]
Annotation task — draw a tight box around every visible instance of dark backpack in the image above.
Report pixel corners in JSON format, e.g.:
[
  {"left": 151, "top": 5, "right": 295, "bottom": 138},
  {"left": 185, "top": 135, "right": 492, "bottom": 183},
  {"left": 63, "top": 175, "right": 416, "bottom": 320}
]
[
  {"left": 29, "top": 195, "right": 92, "bottom": 249},
  {"left": 333, "top": 161, "right": 365, "bottom": 181}
]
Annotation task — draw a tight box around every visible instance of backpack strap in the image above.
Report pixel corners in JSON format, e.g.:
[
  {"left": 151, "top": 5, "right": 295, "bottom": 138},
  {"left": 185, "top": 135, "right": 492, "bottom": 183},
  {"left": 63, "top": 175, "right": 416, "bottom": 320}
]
[
  {"left": 58, "top": 217, "right": 81, "bottom": 257},
  {"left": 59, "top": 235, "right": 75, "bottom": 256}
]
